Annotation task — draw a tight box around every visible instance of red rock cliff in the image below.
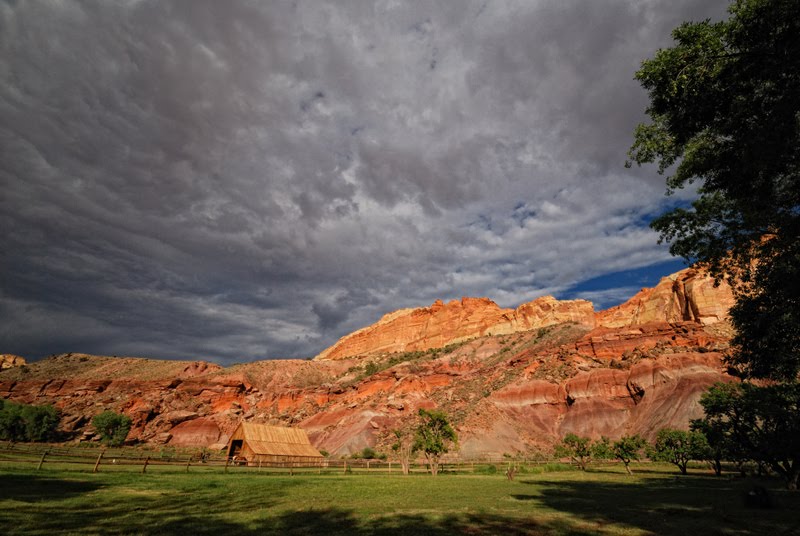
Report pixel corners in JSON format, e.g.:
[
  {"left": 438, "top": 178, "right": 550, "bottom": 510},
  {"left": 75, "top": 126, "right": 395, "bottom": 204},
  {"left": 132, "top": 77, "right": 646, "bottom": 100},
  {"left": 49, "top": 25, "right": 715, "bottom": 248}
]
[
  {"left": 314, "top": 296, "right": 595, "bottom": 360},
  {"left": 596, "top": 267, "right": 734, "bottom": 328}
]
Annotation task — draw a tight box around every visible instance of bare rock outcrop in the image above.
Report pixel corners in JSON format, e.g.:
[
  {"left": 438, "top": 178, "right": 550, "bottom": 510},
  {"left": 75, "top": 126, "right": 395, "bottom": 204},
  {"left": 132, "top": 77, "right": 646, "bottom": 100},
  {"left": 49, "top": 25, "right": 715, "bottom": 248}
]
[
  {"left": 0, "top": 354, "right": 26, "bottom": 370},
  {"left": 596, "top": 267, "right": 734, "bottom": 328},
  {"left": 0, "top": 265, "right": 739, "bottom": 457},
  {"left": 315, "top": 295, "right": 595, "bottom": 361}
]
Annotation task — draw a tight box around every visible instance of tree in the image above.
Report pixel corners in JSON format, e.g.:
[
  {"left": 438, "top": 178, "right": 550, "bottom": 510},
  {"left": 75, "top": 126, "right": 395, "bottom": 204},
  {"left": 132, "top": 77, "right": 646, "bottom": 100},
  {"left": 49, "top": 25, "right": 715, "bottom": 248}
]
[
  {"left": 612, "top": 435, "right": 646, "bottom": 476},
  {"left": 699, "top": 382, "right": 800, "bottom": 489},
  {"left": 0, "top": 401, "right": 26, "bottom": 442},
  {"left": 557, "top": 433, "right": 593, "bottom": 471},
  {"left": 412, "top": 409, "right": 457, "bottom": 477},
  {"left": 690, "top": 409, "right": 748, "bottom": 477},
  {"left": 651, "top": 428, "right": 710, "bottom": 475},
  {"left": 592, "top": 436, "right": 614, "bottom": 461},
  {"left": 92, "top": 411, "right": 132, "bottom": 446},
  {"left": 628, "top": 0, "right": 800, "bottom": 382},
  {"left": 21, "top": 404, "right": 60, "bottom": 442},
  {"left": 0, "top": 401, "right": 60, "bottom": 442},
  {"left": 391, "top": 429, "right": 416, "bottom": 476}
]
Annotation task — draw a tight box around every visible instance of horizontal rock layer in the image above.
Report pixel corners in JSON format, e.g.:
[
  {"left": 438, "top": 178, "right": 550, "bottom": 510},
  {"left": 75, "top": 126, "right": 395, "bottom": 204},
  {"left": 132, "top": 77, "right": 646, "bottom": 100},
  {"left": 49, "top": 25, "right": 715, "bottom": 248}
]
[{"left": 0, "top": 265, "right": 737, "bottom": 457}]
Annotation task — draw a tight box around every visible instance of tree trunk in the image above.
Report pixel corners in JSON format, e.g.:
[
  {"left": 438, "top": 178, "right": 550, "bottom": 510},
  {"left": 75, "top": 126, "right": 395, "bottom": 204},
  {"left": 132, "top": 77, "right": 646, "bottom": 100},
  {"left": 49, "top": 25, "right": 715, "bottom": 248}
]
[
  {"left": 713, "top": 459, "right": 722, "bottom": 477},
  {"left": 400, "top": 459, "right": 410, "bottom": 475},
  {"left": 624, "top": 462, "right": 632, "bottom": 476},
  {"left": 430, "top": 460, "right": 439, "bottom": 477}
]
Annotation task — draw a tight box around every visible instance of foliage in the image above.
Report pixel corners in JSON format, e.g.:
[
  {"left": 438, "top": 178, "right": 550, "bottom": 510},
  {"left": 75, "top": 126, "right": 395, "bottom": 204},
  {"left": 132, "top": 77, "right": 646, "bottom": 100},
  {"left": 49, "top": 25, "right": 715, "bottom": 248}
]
[
  {"left": 698, "top": 382, "right": 800, "bottom": 489},
  {"left": 91, "top": 411, "right": 132, "bottom": 446},
  {"left": 628, "top": 0, "right": 800, "bottom": 382},
  {"left": 650, "top": 429, "right": 710, "bottom": 475},
  {"left": 591, "top": 436, "right": 614, "bottom": 461},
  {"left": 363, "top": 361, "right": 380, "bottom": 377},
  {"left": 350, "top": 447, "right": 386, "bottom": 461},
  {"left": 556, "top": 434, "right": 594, "bottom": 470},
  {"left": 0, "top": 401, "right": 60, "bottom": 442},
  {"left": 391, "top": 429, "right": 416, "bottom": 475},
  {"left": 612, "top": 435, "right": 646, "bottom": 476},
  {"left": 412, "top": 409, "right": 457, "bottom": 476}
]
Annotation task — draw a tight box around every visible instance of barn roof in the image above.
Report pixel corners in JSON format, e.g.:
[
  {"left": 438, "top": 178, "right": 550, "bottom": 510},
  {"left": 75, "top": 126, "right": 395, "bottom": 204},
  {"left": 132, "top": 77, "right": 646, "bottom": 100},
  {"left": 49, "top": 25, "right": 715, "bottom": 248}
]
[{"left": 231, "top": 422, "right": 323, "bottom": 458}]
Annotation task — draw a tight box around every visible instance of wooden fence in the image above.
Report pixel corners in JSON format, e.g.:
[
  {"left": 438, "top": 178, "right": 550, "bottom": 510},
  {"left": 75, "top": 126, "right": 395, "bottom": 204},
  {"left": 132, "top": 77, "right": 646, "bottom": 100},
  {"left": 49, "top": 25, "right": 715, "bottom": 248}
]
[{"left": 0, "top": 441, "right": 569, "bottom": 476}]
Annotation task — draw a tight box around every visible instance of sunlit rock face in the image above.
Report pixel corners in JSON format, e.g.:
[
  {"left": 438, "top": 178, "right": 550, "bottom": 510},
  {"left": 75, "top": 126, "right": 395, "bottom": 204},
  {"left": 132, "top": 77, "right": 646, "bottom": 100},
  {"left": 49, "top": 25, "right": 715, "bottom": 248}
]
[
  {"left": 0, "top": 265, "right": 737, "bottom": 457},
  {"left": 0, "top": 354, "right": 26, "bottom": 370},
  {"left": 595, "top": 267, "right": 735, "bottom": 328},
  {"left": 314, "top": 295, "right": 596, "bottom": 361}
]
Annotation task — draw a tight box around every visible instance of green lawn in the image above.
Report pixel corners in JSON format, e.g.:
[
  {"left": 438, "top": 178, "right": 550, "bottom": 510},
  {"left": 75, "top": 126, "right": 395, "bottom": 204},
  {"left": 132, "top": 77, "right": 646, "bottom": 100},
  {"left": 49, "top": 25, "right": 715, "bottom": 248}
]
[{"left": 1, "top": 464, "right": 798, "bottom": 535}]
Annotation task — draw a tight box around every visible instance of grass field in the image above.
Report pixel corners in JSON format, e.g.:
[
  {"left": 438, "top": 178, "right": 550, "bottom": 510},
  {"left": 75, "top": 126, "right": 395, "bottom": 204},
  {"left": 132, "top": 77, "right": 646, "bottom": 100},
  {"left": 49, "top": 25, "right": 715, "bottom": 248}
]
[{"left": 1, "top": 464, "right": 798, "bottom": 535}]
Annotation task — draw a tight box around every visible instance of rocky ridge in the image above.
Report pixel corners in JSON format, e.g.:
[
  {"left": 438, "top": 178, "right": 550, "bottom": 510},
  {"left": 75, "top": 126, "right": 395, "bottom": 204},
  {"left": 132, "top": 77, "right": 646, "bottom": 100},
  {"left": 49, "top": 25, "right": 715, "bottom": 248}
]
[
  {"left": 0, "top": 267, "right": 736, "bottom": 457},
  {"left": 0, "top": 354, "right": 26, "bottom": 370}
]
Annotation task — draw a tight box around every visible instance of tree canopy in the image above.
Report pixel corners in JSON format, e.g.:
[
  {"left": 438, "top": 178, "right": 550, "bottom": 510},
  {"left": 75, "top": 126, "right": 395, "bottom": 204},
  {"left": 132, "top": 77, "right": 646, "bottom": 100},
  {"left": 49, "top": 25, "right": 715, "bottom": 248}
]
[
  {"left": 412, "top": 409, "right": 457, "bottom": 477},
  {"left": 628, "top": 0, "right": 800, "bottom": 381},
  {"left": 650, "top": 428, "right": 710, "bottom": 475},
  {"left": 92, "top": 411, "right": 132, "bottom": 447},
  {"left": 557, "top": 433, "right": 594, "bottom": 471},
  {"left": 0, "top": 400, "right": 60, "bottom": 442},
  {"left": 612, "top": 435, "right": 646, "bottom": 476},
  {"left": 698, "top": 382, "right": 800, "bottom": 489}
]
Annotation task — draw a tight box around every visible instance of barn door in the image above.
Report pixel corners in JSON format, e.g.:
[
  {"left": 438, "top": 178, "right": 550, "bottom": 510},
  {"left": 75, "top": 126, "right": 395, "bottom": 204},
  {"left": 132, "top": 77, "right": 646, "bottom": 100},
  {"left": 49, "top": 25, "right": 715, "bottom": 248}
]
[{"left": 228, "top": 440, "right": 243, "bottom": 458}]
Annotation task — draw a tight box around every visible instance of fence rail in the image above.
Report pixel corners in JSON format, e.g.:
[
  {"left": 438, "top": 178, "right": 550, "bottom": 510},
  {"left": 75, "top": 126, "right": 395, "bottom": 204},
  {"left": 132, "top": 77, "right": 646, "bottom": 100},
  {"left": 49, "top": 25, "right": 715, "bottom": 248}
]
[{"left": 0, "top": 441, "right": 575, "bottom": 475}]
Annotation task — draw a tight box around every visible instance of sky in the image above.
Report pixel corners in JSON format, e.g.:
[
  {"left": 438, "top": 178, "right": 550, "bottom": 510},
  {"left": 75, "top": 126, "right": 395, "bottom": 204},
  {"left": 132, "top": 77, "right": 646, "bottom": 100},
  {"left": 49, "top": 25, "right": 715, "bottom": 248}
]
[{"left": 0, "top": 0, "right": 731, "bottom": 363}]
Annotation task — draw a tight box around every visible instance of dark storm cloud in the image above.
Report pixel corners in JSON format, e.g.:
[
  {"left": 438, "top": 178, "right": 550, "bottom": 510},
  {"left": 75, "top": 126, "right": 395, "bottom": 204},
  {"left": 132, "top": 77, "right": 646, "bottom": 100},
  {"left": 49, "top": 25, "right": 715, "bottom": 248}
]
[{"left": 0, "top": 0, "right": 730, "bottom": 363}]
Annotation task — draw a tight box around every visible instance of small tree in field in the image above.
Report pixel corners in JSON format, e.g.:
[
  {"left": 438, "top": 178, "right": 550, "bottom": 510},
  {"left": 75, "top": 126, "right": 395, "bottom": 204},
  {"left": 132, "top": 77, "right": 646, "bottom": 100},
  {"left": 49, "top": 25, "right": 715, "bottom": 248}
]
[
  {"left": 92, "top": 411, "right": 132, "bottom": 446},
  {"left": 557, "top": 434, "right": 593, "bottom": 470},
  {"left": 391, "top": 429, "right": 416, "bottom": 475},
  {"left": 412, "top": 409, "right": 457, "bottom": 477},
  {"left": 651, "top": 428, "right": 710, "bottom": 475},
  {"left": 592, "top": 436, "right": 614, "bottom": 461},
  {"left": 612, "top": 435, "right": 646, "bottom": 476}
]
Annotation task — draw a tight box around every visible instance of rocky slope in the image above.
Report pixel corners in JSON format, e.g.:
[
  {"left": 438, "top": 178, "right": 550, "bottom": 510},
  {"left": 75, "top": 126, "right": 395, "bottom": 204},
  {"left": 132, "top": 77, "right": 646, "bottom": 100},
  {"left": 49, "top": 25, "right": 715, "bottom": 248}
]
[
  {"left": 314, "top": 295, "right": 596, "bottom": 361},
  {"left": 0, "top": 354, "right": 26, "bottom": 370},
  {"left": 0, "top": 267, "right": 736, "bottom": 458},
  {"left": 596, "top": 267, "right": 735, "bottom": 328}
]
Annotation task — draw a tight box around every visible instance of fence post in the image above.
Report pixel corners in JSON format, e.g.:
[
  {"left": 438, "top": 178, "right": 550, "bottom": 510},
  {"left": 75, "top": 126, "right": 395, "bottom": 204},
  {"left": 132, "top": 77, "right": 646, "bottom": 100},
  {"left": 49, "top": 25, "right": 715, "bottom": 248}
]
[
  {"left": 343, "top": 461, "right": 347, "bottom": 475},
  {"left": 141, "top": 456, "right": 150, "bottom": 474},
  {"left": 93, "top": 450, "right": 105, "bottom": 473},
  {"left": 224, "top": 456, "right": 230, "bottom": 474},
  {"left": 37, "top": 450, "right": 49, "bottom": 470},
  {"left": 185, "top": 461, "right": 191, "bottom": 473}
]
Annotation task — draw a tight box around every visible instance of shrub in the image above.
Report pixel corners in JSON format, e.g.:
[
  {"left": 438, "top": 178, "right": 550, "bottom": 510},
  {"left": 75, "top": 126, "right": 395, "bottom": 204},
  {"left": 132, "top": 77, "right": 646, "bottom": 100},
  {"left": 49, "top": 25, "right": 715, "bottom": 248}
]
[
  {"left": 0, "top": 401, "right": 60, "bottom": 442},
  {"left": 650, "top": 428, "right": 710, "bottom": 475},
  {"left": 92, "top": 411, "right": 132, "bottom": 446}
]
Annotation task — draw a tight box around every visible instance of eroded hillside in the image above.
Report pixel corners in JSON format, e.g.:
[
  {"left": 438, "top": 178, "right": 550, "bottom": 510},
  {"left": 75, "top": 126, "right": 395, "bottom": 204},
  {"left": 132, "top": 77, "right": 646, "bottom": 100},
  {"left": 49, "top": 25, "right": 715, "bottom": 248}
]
[{"left": 0, "top": 267, "right": 736, "bottom": 457}]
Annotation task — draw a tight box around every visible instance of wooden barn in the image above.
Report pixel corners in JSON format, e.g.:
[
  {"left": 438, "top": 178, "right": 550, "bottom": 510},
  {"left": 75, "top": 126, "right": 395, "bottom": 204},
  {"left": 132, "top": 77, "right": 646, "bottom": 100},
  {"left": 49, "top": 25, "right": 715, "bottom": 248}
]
[{"left": 225, "top": 422, "right": 323, "bottom": 466}]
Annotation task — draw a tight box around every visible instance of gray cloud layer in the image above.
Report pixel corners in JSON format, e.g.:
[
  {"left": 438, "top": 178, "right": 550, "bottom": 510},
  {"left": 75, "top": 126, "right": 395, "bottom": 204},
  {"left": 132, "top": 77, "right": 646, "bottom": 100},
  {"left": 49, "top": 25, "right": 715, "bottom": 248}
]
[{"left": 1, "top": 0, "right": 729, "bottom": 362}]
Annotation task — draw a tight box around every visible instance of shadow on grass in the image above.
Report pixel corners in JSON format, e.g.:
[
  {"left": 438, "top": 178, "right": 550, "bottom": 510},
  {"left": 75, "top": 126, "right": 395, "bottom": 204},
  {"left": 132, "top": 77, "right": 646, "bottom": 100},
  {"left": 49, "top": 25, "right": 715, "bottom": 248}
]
[
  {"left": 515, "top": 473, "right": 800, "bottom": 536},
  {"left": 0, "top": 473, "right": 103, "bottom": 502},
  {"left": 270, "top": 509, "right": 583, "bottom": 536},
  {"left": 0, "top": 471, "right": 587, "bottom": 536},
  {"left": 3, "top": 470, "right": 799, "bottom": 535}
]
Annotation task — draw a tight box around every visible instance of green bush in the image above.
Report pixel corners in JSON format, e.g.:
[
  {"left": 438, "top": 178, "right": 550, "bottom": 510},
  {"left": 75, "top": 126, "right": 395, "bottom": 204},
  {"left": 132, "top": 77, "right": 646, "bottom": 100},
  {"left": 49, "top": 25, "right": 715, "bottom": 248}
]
[
  {"left": 92, "top": 411, "right": 132, "bottom": 446},
  {"left": 0, "top": 401, "right": 60, "bottom": 442}
]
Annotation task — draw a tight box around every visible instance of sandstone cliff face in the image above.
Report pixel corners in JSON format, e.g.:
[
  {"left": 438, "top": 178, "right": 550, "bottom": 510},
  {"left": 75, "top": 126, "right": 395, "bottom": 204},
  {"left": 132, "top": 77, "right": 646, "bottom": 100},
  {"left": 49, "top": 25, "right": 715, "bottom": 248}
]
[
  {"left": 0, "top": 354, "right": 26, "bottom": 370},
  {"left": 595, "top": 267, "right": 735, "bottom": 328},
  {"left": 0, "top": 265, "right": 737, "bottom": 458},
  {"left": 315, "top": 295, "right": 595, "bottom": 361}
]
